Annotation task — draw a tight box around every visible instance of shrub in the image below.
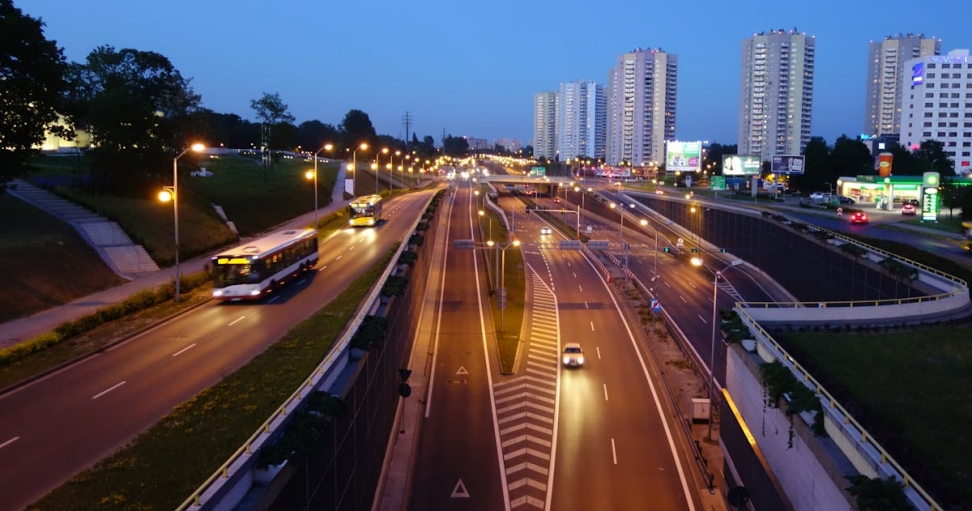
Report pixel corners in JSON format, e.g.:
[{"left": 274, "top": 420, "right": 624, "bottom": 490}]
[
  {"left": 398, "top": 251, "right": 418, "bottom": 267},
  {"left": 408, "top": 233, "right": 425, "bottom": 247},
  {"left": 381, "top": 276, "right": 408, "bottom": 297}
]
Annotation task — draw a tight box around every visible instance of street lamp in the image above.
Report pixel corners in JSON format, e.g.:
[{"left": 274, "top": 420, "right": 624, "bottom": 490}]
[
  {"left": 306, "top": 143, "right": 333, "bottom": 229},
  {"left": 487, "top": 238, "right": 521, "bottom": 332},
  {"left": 351, "top": 143, "right": 369, "bottom": 198},
  {"left": 693, "top": 257, "right": 743, "bottom": 440},
  {"left": 160, "top": 142, "right": 205, "bottom": 303},
  {"left": 390, "top": 150, "right": 401, "bottom": 190},
  {"left": 374, "top": 147, "right": 389, "bottom": 193}
]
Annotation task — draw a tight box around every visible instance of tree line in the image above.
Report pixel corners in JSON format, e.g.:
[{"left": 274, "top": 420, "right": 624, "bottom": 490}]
[{"left": 0, "top": 0, "right": 472, "bottom": 196}]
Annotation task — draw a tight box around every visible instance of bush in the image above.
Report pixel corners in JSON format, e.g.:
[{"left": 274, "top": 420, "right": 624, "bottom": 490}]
[
  {"left": 381, "top": 276, "right": 408, "bottom": 297},
  {"left": 349, "top": 315, "right": 387, "bottom": 351},
  {"left": 398, "top": 251, "right": 418, "bottom": 267},
  {"left": 408, "top": 233, "right": 425, "bottom": 247}
]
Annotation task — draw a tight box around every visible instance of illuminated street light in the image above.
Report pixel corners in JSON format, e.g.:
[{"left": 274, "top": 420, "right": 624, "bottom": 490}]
[
  {"left": 306, "top": 143, "right": 333, "bottom": 229},
  {"left": 161, "top": 142, "right": 205, "bottom": 302},
  {"left": 351, "top": 143, "right": 369, "bottom": 197}
]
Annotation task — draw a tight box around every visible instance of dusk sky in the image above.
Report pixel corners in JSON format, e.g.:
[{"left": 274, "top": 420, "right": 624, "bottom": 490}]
[{"left": 21, "top": 0, "right": 972, "bottom": 148}]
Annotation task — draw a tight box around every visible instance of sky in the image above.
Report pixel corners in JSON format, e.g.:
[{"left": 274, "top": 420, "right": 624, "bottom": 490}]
[{"left": 20, "top": 0, "right": 972, "bottom": 148}]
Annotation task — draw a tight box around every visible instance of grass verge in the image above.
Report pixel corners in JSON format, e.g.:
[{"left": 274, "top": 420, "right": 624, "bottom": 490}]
[
  {"left": 28, "top": 246, "right": 396, "bottom": 511},
  {"left": 475, "top": 206, "right": 525, "bottom": 374}
]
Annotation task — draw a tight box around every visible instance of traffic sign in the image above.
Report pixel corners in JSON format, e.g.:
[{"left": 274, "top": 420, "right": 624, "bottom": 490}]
[{"left": 650, "top": 299, "right": 662, "bottom": 313}]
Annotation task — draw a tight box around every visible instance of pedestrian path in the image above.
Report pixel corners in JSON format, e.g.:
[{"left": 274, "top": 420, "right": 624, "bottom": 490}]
[
  {"left": 8, "top": 179, "right": 159, "bottom": 275},
  {"left": 0, "top": 163, "right": 352, "bottom": 350}
]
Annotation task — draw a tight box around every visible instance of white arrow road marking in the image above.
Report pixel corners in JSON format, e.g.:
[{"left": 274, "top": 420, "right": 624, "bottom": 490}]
[{"left": 451, "top": 478, "right": 470, "bottom": 498}]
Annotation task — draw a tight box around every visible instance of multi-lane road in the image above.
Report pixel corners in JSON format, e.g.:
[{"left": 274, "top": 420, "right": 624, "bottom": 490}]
[{"left": 0, "top": 191, "right": 435, "bottom": 511}]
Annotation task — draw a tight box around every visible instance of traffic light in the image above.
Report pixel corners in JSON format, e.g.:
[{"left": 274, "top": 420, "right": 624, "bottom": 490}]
[{"left": 690, "top": 248, "right": 699, "bottom": 253}]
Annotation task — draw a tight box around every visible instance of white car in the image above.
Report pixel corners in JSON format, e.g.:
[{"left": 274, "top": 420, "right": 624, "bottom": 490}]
[
  {"left": 540, "top": 226, "right": 552, "bottom": 235},
  {"left": 562, "top": 342, "right": 584, "bottom": 367}
]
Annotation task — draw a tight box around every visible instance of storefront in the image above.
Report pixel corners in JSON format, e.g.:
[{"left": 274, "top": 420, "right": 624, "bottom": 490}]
[{"left": 835, "top": 175, "right": 957, "bottom": 206}]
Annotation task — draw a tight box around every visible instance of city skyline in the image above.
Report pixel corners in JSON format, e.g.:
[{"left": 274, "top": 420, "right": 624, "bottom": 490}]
[{"left": 20, "top": 0, "right": 972, "bottom": 147}]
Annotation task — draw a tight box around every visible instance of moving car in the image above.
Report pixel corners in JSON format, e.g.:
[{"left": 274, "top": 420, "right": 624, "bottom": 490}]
[
  {"left": 540, "top": 226, "right": 552, "bottom": 235},
  {"left": 904, "top": 198, "right": 921, "bottom": 207},
  {"left": 901, "top": 204, "right": 917, "bottom": 216},
  {"left": 562, "top": 342, "right": 584, "bottom": 367},
  {"left": 838, "top": 195, "right": 856, "bottom": 204},
  {"left": 553, "top": 197, "right": 561, "bottom": 203},
  {"left": 850, "top": 211, "right": 869, "bottom": 225}
]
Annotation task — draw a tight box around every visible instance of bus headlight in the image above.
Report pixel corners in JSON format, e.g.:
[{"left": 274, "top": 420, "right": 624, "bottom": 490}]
[
  {"left": 213, "top": 290, "right": 223, "bottom": 297},
  {"left": 250, "top": 290, "right": 261, "bottom": 296}
]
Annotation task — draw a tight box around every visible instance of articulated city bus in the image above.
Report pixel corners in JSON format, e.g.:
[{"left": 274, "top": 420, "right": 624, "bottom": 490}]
[
  {"left": 211, "top": 228, "right": 318, "bottom": 301},
  {"left": 348, "top": 194, "right": 383, "bottom": 226}
]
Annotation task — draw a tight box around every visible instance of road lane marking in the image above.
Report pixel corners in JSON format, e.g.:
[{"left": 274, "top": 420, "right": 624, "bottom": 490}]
[
  {"left": 348, "top": 245, "right": 355, "bottom": 251},
  {"left": 590, "top": 321, "right": 595, "bottom": 331},
  {"left": 596, "top": 347, "right": 601, "bottom": 359},
  {"left": 698, "top": 315, "right": 707, "bottom": 324},
  {"left": 689, "top": 282, "right": 697, "bottom": 289},
  {"left": 603, "top": 384, "right": 609, "bottom": 401},
  {"left": 267, "top": 296, "right": 280, "bottom": 303},
  {"left": 0, "top": 437, "right": 19, "bottom": 450},
  {"left": 664, "top": 281, "right": 672, "bottom": 288},
  {"left": 228, "top": 316, "right": 245, "bottom": 326},
  {"left": 611, "top": 438, "right": 618, "bottom": 464},
  {"left": 297, "top": 278, "right": 307, "bottom": 285},
  {"left": 680, "top": 295, "right": 687, "bottom": 303},
  {"left": 317, "top": 265, "right": 327, "bottom": 272},
  {"left": 572, "top": 272, "right": 577, "bottom": 278},
  {"left": 171, "top": 343, "right": 196, "bottom": 357},
  {"left": 92, "top": 381, "right": 126, "bottom": 400},
  {"left": 584, "top": 301, "right": 589, "bottom": 309}
]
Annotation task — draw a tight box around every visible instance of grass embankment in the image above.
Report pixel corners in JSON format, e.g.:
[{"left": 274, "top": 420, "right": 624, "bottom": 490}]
[
  {"left": 0, "top": 194, "right": 126, "bottom": 324},
  {"left": 28, "top": 247, "right": 397, "bottom": 511}
]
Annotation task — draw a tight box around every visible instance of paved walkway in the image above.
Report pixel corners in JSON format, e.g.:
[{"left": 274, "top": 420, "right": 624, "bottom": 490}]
[{"left": 0, "top": 162, "right": 351, "bottom": 350}]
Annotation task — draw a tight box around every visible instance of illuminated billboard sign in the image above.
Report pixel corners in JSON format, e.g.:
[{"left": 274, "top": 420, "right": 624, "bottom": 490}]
[
  {"left": 722, "top": 155, "right": 761, "bottom": 176},
  {"left": 665, "top": 141, "right": 702, "bottom": 172},
  {"left": 912, "top": 62, "right": 924, "bottom": 86},
  {"left": 771, "top": 155, "right": 805, "bottom": 174}
]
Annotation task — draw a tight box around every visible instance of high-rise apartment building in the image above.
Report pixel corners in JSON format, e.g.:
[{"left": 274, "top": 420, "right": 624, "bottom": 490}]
[
  {"left": 606, "top": 48, "right": 677, "bottom": 166},
  {"left": 533, "top": 92, "right": 558, "bottom": 159},
  {"left": 557, "top": 81, "right": 607, "bottom": 161},
  {"left": 900, "top": 49, "right": 972, "bottom": 175},
  {"left": 864, "top": 34, "right": 941, "bottom": 136},
  {"left": 738, "top": 29, "right": 815, "bottom": 160}
]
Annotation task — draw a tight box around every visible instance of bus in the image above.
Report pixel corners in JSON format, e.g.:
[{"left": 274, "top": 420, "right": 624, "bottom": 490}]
[
  {"left": 348, "top": 194, "right": 383, "bottom": 226},
  {"left": 211, "top": 228, "right": 318, "bottom": 301}
]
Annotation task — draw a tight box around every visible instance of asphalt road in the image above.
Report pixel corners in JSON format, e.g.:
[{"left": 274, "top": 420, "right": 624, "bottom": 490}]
[
  {"left": 0, "top": 191, "right": 434, "bottom": 511},
  {"left": 409, "top": 184, "right": 505, "bottom": 511}
]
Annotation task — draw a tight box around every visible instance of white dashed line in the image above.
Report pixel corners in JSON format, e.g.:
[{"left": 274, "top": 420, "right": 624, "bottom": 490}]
[
  {"left": 596, "top": 347, "right": 601, "bottom": 359},
  {"left": 680, "top": 295, "right": 687, "bottom": 303},
  {"left": 92, "top": 381, "right": 126, "bottom": 400},
  {"left": 590, "top": 321, "right": 595, "bottom": 331},
  {"left": 603, "top": 384, "right": 609, "bottom": 401},
  {"left": 172, "top": 343, "right": 196, "bottom": 357},
  {"left": 318, "top": 265, "right": 327, "bottom": 272},
  {"left": 698, "top": 315, "right": 707, "bottom": 324},
  {"left": 0, "top": 437, "right": 20, "bottom": 450},
  {"left": 228, "top": 316, "right": 245, "bottom": 326},
  {"left": 335, "top": 255, "right": 343, "bottom": 260},
  {"left": 267, "top": 296, "right": 280, "bottom": 303},
  {"left": 611, "top": 438, "right": 618, "bottom": 464}
]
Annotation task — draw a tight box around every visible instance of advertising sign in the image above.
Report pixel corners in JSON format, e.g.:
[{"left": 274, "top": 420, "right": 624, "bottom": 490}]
[
  {"left": 912, "top": 62, "right": 925, "bottom": 85},
  {"left": 665, "top": 141, "right": 702, "bottom": 172},
  {"left": 878, "top": 152, "right": 893, "bottom": 177},
  {"left": 771, "top": 155, "right": 805, "bottom": 174},
  {"left": 922, "top": 187, "right": 939, "bottom": 222},
  {"left": 722, "top": 155, "right": 761, "bottom": 176}
]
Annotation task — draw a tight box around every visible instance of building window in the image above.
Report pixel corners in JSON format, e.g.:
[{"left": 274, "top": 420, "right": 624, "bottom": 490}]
[
  {"left": 925, "top": 122, "right": 933, "bottom": 127},
  {"left": 938, "top": 132, "right": 946, "bottom": 137},
  {"left": 939, "top": 122, "right": 948, "bottom": 127},
  {"left": 928, "top": 73, "right": 936, "bottom": 78},
  {"left": 929, "top": 63, "right": 937, "bottom": 68},
  {"left": 925, "top": 92, "right": 934, "bottom": 98},
  {"left": 924, "top": 132, "right": 933, "bottom": 137},
  {"left": 927, "top": 102, "right": 935, "bottom": 107}
]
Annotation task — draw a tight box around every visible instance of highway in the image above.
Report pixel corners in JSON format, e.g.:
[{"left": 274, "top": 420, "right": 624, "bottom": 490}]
[
  {"left": 0, "top": 191, "right": 435, "bottom": 511},
  {"left": 409, "top": 180, "right": 697, "bottom": 510}
]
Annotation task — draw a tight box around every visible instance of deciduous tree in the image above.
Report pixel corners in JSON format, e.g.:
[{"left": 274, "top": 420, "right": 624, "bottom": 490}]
[{"left": 0, "top": 0, "right": 69, "bottom": 186}]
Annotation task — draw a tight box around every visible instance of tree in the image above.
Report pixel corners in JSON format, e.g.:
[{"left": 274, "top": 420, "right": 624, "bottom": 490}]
[
  {"left": 442, "top": 134, "right": 469, "bottom": 157},
  {"left": 830, "top": 135, "right": 873, "bottom": 180},
  {"left": 915, "top": 139, "right": 955, "bottom": 176},
  {"left": 0, "top": 0, "right": 69, "bottom": 186},
  {"left": 250, "top": 92, "right": 295, "bottom": 126},
  {"left": 63, "top": 45, "right": 201, "bottom": 194},
  {"left": 846, "top": 475, "right": 912, "bottom": 511},
  {"left": 886, "top": 144, "right": 920, "bottom": 176},
  {"left": 296, "top": 120, "right": 340, "bottom": 152},
  {"left": 340, "top": 109, "right": 377, "bottom": 151},
  {"left": 794, "top": 136, "right": 830, "bottom": 193}
]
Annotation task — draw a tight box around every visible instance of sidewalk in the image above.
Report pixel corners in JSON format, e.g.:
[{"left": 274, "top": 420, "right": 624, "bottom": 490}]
[{"left": 0, "top": 163, "right": 351, "bottom": 350}]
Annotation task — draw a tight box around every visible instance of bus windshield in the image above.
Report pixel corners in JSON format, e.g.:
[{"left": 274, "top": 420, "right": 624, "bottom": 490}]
[
  {"left": 350, "top": 204, "right": 376, "bottom": 219},
  {"left": 212, "top": 262, "right": 262, "bottom": 287}
]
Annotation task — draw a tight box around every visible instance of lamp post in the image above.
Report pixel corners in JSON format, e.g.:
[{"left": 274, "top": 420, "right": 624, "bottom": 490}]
[
  {"left": 306, "top": 143, "right": 333, "bottom": 229},
  {"left": 487, "top": 238, "right": 521, "bottom": 332},
  {"left": 390, "top": 150, "right": 401, "bottom": 190},
  {"left": 374, "top": 147, "right": 389, "bottom": 194},
  {"left": 351, "top": 143, "right": 369, "bottom": 198},
  {"left": 161, "top": 143, "right": 205, "bottom": 303},
  {"left": 695, "top": 258, "right": 743, "bottom": 440}
]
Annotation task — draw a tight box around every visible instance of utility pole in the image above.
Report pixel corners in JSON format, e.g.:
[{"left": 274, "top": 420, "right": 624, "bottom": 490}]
[{"left": 402, "top": 111, "right": 412, "bottom": 151}]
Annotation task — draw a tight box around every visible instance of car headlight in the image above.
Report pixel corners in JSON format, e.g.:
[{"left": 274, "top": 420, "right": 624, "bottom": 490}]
[
  {"left": 578, "top": 356, "right": 584, "bottom": 364},
  {"left": 563, "top": 356, "right": 570, "bottom": 364}
]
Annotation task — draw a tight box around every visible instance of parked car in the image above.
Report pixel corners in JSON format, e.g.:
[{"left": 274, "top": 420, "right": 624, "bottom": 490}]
[
  {"left": 850, "top": 211, "right": 869, "bottom": 225},
  {"left": 540, "top": 226, "right": 552, "bottom": 235},
  {"left": 904, "top": 198, "right": 921, "bottom": 207},
  {"left": 901, "top": 204, "right": 917, "bottom": 216},
  {"left": 809, "top": 192, "right": 826, "bottom": 201},
  {"left": 562, "top": 342, "right": 585, "bottom": 367},
  {"left": 838, "top": 195, "right": 856, "bottom": 204}
]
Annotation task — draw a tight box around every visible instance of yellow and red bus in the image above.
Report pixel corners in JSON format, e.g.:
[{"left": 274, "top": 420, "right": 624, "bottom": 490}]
[{"left": 348, "top": 194, "right": 383, "bottom": 227}]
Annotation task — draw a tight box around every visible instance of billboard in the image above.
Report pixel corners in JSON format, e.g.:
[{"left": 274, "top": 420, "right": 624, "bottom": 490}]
[
  {"left": 722, "top": 155, "right": 761, "bottom": 176},
  {"left": 878, "top": 152, "right": 893, "bottom": 177},
  {"left": 912, "top": 62, "right": 924, "bottom": 86},
  {"left": 665, "top": 141, "right": 702, "bottom": 172},
  {"left": 771, "top": 155, "right": 805, "bottom": 174}
]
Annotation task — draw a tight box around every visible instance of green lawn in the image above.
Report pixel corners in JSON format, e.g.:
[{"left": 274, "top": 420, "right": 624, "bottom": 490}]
[
  {"left": 777, "top": 324, "right": 972, "bottom": 506},
  {"left": 0, "top": 194, "right": 126, "bottom": 323}
]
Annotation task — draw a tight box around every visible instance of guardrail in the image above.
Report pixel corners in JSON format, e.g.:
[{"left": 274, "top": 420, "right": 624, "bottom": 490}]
[
  {"left": 736, "top": 307, "right": 944, "bottom": 511},
  {"left": 175, "top": 192, "right": 437, "bottom": 511}
]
